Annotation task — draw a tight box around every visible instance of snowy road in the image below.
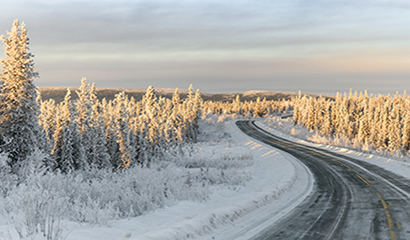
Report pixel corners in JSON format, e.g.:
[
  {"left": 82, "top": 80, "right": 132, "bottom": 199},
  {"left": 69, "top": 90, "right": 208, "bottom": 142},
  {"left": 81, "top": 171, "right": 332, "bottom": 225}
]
[{"left": 237, "top": 120, "right": 410, "bottom": 240}]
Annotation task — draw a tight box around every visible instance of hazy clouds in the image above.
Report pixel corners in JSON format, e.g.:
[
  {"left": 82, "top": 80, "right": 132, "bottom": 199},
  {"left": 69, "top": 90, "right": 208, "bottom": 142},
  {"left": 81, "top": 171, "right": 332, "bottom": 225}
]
[{"left": 1, "top": 0, "right": 410, "bottom": 94}]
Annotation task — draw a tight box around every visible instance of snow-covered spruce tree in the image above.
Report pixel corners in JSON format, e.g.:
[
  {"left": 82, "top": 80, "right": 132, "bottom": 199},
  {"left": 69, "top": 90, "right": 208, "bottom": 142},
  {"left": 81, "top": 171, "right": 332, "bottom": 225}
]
[
  {"left": 402, "top": 111, "right": 410, "bottom": 153},
  {"left": 144, "top": 86, "right": 159, "bottom": 146},
  {"left": 141, "top": 86, "right": 165, "bottom": 160},
  {"left": 0, "top": 19, "right": 46, "bottom": 170},
  {"left": 101, "top": 98, "right": 121, "bottom": 167},
  {"left": 183, "top": 85, "right": 201, "bottom": 142},
  {"left": 388, "top": 104, "right": 402, "bottom": 153},
  {"left": 114, "top": 92, "right": 132, "bottom": 169},
  {"left": 38, "top": 98, "right": 57, "bottom": 150},
  {"left": 253, "top": 97, "right": 265, "bottom": 117},
  {"left": 320, "top": 102, "right": 333, "bottom": 136},
  {"left": 89, "top": 97, "right": 111, "bottom": 169},
  {"left": 293, "top": 93, "right": 302, "bottom": 125},
  {"left": 83, "top": 81, "right": 111, "bottom": 168},
  {"left": 75, "top": 78, "right": 94, "bottom": 165},
  {"left": 51, "top": 89, "right": 87, "bottom": 172},
  {"left": 305, "top": 97, "right": 316, "bottom": 131},
  {"left": 232, "top": 95, "right": 241, "bottom": 115}
]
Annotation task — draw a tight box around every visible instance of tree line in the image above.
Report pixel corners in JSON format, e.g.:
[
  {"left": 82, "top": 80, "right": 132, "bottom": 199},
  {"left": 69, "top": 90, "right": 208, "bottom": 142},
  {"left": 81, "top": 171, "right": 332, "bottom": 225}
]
[
  {"left": 39, "top": 80, "right": 202, "bottom": 172},
  {"left": 293, "top": 90, "right": 410, "bottom": 155}
]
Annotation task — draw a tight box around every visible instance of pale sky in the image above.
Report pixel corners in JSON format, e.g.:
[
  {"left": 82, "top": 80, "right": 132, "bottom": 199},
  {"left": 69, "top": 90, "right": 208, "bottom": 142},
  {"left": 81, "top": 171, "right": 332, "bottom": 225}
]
[{"left": 1, "top": 0, "right": 410, "bottom": 95}]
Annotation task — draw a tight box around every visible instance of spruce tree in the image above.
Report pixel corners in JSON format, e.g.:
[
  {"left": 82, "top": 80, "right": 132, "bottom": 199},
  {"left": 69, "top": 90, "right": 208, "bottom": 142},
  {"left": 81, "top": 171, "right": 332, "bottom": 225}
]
[
  {"left": 306, "top": 97, "right": 316, "bottom": 131},
  {"left": 51, "top": 89, "right": 86, "bottom": 172},
  {"left": 0, "top": 19, "right": 45, "bottom": 169},
  {"left": 402, "top": 112, "right": 410, "bottom": 153},
  {"left": 89, "top": 97, "right": 111, "bottom": 169},
  {"left": 114, "top": 92, "right": 132, "bottom": 169},
  {"left": 38, "top": 99, "right": 57, "bottom": 148}
]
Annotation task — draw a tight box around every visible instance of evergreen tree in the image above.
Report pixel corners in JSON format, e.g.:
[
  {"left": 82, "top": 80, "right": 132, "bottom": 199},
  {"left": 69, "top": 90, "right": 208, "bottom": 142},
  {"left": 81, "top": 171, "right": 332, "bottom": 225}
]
[
  {"left": 402, "top": 112, "right": 410, "bottom": 153},
  {"left": 89, "top": 98, "right": 111, "bottom": 168},
  {"left": 143, "top": 86, "right": 160, "bottom": 148},
  {"left": 388, "top": 105, "right": 401, "bottom": 152},
  {"left": 232, "top": 95, "right": 241, "bottom": 115},
  {"left": 101, "top": 99, "right": 120, "bottom": 167},
  {"left": 51, "top": 89, "right": 86, "bottom": 172},
  {"left": 253, "top": 97, "right": 265, "bottom": 117},
  {"left": 114, "top": 92, "right": 132, "bottom": 169},
  {"left": 293, "top": 95, "right": 301, "bottom": 125},
  {"left": 305, "top": 97, "right": 316, "bottom": 131},
  {"left": 38, "top": 99, "right": 57, "bottom": 149},
  {"left": 172, "top": 88, "right": 181, "bottom": 107},
  {"left": 320, "top": 102, "right": 333, "bottom": 136},
  {"left": 0, "top": 19, "right": 46, "bottom": 169}
]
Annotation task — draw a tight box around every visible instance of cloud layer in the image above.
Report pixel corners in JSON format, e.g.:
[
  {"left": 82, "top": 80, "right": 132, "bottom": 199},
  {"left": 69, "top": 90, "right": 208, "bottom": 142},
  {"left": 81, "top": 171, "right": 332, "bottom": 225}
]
[{"left": 1, "top": 0, "right": 410, "bottom": 94}]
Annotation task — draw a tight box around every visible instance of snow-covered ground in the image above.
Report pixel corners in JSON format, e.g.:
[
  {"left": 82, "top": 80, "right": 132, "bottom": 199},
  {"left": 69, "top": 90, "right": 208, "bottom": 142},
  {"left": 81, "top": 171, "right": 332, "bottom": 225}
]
[
  {"left": 3, "top": 116, "right": 410, "bottom": 240},
  {"left": 57, "top": 120, "right": 313, "bottom": 240},
  {"left": 0, "top": 116, "right": 313, "bottom": 240}
]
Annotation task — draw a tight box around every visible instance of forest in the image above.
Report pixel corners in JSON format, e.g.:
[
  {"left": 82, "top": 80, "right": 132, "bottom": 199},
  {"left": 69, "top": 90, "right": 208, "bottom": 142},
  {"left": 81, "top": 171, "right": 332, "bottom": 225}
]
[{"left": 292, "top": 90, "right": 410, "bottom": 156}]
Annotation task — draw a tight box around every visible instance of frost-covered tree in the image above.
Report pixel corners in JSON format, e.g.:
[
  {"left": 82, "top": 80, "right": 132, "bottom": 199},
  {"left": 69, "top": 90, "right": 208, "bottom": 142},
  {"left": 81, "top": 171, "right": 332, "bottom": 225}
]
[
  {"left": 253, "top": 97, "right": 266, "bottom": 117},
  {"left": 305, "top": 97, "right": 316, "bottom": 131},
  {"left": 38, "top": 99, "right": 57, "bottom": 148},
  {"left": 75, "top": 78, "right": 93, "bottom": 155},
  {"left": 114, "top": 92, "right": 132, "bottom": 169},
  {"left": 143, "top": 86, "right": 160, "bottom": 147},
  {"left": 172, "top": 88, "right": 181, "bottom": 107},
  {"left": 0, "top": 19, "right": 46, "bottom": 169},
  {"left": 388, "top": 105, "right": 402, "bottom": 152},
  {"left": 320, "top": 102, "right": 333, "bottom": 136},
  {"left": 402, "top": 112, "right": 410, "bottom": 153},
  {"left": 51, "top": 89, "right": 87, "bottom": 172},
  {"left": 89, "top": 100, "right": 111, "bottom": 169},
  {"left": 289, "top": 90, "right": 410, "bottom": 155},
  {"left": 293, "top": 95, "right": 302, "bottom": 125}
]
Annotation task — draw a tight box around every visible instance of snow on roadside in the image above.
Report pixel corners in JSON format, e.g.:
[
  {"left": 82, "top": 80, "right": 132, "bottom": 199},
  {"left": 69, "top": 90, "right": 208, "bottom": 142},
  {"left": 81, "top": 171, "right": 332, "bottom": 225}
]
[
  {"left": 257, "top": 120, "right": 410, "bottom": 180},
  {"left": 60, "top": 120, "right": 313, "bottom": 240}
]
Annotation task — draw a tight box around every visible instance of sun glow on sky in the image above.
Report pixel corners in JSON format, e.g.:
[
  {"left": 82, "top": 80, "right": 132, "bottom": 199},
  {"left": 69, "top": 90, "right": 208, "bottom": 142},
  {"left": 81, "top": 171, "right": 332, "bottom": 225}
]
[{"left": 1, "top": 0, "right": 410, "bottom": 95}]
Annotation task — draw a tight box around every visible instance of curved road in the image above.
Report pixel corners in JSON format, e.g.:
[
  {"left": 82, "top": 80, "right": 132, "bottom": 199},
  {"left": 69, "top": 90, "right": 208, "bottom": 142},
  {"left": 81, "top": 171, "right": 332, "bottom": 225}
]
[{"left": 237, "top": 120, "right": 410, "bottom": 240}]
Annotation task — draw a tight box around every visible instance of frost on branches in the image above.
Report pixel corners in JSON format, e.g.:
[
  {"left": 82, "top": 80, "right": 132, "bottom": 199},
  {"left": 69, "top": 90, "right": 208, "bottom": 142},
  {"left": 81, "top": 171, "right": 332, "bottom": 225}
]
[
  {"left": 291, "top": 90, "right": 410, "bottom": 156},
  {"left": 41, "top": 81, "right": 204, "bottom": 171},
  {"left": 0, "top": 19, "right": 46, "bottom": 172}
]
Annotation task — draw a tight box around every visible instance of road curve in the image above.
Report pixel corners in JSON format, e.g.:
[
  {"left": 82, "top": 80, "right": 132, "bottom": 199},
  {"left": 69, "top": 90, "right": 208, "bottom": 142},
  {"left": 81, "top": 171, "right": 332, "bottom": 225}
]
[{"left": 236, "top": 120, "right": 410, "bottom": 240}]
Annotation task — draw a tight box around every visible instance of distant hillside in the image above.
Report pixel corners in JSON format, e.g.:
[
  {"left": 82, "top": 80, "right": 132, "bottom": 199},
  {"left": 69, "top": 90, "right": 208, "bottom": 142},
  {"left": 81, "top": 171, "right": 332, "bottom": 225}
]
[{"left": 38, "top": 87, "right": 332, "bottom": 103}]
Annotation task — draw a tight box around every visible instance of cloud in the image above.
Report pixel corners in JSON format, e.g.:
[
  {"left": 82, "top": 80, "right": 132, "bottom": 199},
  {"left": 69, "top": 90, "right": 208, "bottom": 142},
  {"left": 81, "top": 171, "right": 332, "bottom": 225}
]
[{"left": 2, "top": 0, "right": 410, "bottom": 94}]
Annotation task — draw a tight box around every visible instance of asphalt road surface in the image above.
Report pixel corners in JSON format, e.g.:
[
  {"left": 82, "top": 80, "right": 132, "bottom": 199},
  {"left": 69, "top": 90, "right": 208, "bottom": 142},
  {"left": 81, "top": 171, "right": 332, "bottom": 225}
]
[{"left": 236, "top": 120, "right": 410, "bottom": 240}]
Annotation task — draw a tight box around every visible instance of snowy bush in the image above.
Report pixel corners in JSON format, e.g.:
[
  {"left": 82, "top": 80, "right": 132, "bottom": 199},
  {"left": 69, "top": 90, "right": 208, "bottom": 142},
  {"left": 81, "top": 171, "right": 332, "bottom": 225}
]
[{"left": 5, "top": 179, "right": 67, "bottom": 240}]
